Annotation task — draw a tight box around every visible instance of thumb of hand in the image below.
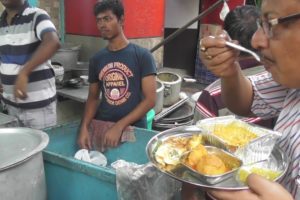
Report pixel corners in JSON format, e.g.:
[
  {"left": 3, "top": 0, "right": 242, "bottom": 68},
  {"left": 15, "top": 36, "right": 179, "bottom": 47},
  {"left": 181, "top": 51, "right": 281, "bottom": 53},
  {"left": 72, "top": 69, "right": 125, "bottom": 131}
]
[{"left": 247, "top": 174, "right": 293, "bottom": 200}]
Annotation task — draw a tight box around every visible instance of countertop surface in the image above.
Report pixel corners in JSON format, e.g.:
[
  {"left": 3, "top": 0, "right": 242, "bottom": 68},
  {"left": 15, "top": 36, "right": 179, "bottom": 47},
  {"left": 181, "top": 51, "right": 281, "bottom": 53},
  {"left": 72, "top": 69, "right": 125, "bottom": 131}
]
[
  {"left": 56, "top": 65, "right": 264, "bottom": 103},
  {"left": 57, "top": 85, "right": 89, "bottom": 103}
]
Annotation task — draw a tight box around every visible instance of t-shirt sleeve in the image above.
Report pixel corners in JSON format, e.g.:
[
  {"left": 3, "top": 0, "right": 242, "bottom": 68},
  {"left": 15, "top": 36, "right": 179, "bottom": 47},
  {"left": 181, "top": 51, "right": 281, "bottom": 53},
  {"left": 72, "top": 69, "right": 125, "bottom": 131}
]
[
  {"left": 140, "top": 49, "right": 157, "bottom": 77},
  {"left": 88, "top": 57, "right": 98, "bottom": 83},
  {"left": 249, "top": 71, "right": 287, "bottom": 119},
  {"left": 34, "top": 9, "right": 57, "bottom": 40}
]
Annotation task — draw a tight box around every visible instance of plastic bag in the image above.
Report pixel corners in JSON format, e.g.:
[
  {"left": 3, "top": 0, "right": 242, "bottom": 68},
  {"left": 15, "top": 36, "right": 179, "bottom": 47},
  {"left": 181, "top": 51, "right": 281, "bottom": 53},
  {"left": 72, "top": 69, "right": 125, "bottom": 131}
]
[
  {"left": 111, "top": 160, "right": 181, "bottom": 200},
  {"left": 74, "top": 149, "right": 107, "bottom": 167}
]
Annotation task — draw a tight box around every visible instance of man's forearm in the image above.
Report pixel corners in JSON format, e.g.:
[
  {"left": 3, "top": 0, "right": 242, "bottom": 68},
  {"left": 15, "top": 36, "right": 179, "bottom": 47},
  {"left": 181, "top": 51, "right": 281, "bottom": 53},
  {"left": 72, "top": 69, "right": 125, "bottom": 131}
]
[{"left": 80, "top": 97, "right": 99, "bottom": 131}]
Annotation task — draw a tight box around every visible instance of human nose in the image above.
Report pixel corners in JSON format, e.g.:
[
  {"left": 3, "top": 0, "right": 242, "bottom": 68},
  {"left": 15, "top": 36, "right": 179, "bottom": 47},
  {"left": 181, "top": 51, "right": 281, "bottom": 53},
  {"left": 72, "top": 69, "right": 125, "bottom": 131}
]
[
  {"left": 97, "top": 20, "right": 105, "bottom": 28},
  {"left": 251, "top": 27, "right": 269, "bottom": 51}
]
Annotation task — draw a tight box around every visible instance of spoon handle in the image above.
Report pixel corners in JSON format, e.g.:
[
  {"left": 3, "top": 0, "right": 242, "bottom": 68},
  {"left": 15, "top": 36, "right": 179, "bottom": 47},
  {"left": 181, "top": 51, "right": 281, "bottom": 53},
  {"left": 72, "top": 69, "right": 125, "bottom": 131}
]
[
  {"left": 225, "top": 41, "right": 247, "bottom": 51},
  {"left": 225, "top": 41, "right": 261, "bottom": 62}
]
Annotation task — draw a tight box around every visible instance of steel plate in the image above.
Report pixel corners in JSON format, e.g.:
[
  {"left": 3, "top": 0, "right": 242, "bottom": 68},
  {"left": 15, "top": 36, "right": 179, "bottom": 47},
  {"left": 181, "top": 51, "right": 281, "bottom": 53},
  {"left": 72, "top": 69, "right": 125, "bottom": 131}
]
[
  {"left": 159, "top": 100, "right": 194, "bottom": 123},
  {"left": 146, "top": 125, "right": 289, "bottom": 190}
]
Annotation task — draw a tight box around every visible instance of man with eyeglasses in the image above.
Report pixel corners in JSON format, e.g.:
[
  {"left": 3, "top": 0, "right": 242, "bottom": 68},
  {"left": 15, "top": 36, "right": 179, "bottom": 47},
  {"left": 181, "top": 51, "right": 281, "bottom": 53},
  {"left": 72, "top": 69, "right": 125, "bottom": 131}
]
[{"left": 199, "top": 0, "right": 300, "bottom": 199}]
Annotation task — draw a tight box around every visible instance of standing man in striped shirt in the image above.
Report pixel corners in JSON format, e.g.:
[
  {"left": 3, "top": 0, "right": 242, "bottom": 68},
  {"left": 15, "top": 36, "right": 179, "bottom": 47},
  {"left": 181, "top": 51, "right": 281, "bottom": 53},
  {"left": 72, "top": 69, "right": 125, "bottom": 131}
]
[
  {"left": 199, "top": 0, "right": 300, "bottom": 199},
  {"left": 0, "top": 0, "right": 60, "bottom": 129}
]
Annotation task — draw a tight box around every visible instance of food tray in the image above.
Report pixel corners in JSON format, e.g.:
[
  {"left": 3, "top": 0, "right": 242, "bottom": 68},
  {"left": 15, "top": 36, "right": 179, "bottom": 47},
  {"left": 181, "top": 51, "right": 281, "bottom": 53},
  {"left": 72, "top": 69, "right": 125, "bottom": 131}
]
[
  {"left": 196, "top": 116, "right": 282, "bottom": 164},
  {"left": 146, "top": 125, "right": 288, "bottom": 190},
  {"left": 196, "top": 116, "right": 282, "bottom": 148}
]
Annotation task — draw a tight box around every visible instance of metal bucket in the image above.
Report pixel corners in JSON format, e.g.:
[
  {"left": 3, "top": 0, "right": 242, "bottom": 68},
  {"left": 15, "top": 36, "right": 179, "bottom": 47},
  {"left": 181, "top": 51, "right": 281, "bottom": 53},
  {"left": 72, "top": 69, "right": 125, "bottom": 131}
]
[
  {"left": 154, "top": 80, "right": 164, "bottom": 114},
  {"left": 157, "top": 72, "right": 182, "bottom": 106},
  {"left": 0, "top": 128, "right": 49, "bottom": 200}
]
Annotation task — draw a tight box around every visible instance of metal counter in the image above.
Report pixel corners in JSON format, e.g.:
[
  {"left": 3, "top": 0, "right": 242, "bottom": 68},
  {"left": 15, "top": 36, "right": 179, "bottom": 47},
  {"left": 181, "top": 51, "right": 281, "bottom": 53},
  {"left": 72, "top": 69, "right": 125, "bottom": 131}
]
[{"left": 57, "top": 86, "right": 89, "bottom": 103}]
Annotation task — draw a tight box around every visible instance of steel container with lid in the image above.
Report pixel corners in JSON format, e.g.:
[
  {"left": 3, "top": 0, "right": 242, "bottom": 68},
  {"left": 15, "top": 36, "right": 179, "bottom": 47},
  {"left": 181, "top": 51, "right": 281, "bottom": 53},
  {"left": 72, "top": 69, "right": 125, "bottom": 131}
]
[
  {"left": 0, "top": 128, "right": 49, "bottom": 200},
  {"left": 154, "top": 80, "right": 164, "bottom": 114},
  {"left": 157, "top": 72, "right": 182, "bottom": 106}
]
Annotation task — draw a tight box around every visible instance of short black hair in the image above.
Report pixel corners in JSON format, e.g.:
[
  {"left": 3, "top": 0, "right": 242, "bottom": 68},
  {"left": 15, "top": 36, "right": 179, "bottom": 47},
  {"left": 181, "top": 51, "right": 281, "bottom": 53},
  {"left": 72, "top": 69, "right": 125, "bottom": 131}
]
[
  {"left": 224, "top": 5, "right": 260, "bottom": 55},
  {"left": 94, "top": 0, "right": 124, "bottom": 20}
]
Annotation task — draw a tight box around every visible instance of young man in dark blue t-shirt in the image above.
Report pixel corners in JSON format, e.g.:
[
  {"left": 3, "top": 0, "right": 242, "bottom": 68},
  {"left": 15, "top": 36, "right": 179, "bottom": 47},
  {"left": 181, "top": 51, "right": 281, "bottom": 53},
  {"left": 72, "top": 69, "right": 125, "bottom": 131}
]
[{"left": 78, "top": 0, "right": 156, "bottom": 149}]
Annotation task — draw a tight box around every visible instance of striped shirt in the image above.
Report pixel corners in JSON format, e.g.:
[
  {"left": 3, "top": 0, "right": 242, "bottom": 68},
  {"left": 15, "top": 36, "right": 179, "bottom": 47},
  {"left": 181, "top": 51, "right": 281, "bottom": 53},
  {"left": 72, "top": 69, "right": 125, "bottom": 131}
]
[
  {"left": 194, "top": 71, "right": 275, "bottom": 129},
  {"left": 249, "top": 71, "right": 300, "bottom": 199},
  {"left": 0, "top": 1, "right": 56, "bottom": 109}
]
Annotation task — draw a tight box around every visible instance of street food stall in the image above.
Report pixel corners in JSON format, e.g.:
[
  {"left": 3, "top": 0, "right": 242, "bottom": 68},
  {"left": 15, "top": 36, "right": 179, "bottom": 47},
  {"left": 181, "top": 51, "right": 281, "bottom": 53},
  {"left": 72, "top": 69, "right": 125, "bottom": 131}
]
[{"left": 42, "top": 116, "right": 289, "bottom": 200}]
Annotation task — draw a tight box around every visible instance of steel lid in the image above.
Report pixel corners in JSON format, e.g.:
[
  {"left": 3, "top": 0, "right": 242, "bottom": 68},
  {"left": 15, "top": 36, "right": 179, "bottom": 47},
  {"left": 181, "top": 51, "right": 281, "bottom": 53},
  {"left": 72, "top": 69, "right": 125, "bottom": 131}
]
[
  {"left": 159, "top": 101, "right": 194, "bottom": 123},
  {"left": 0, "top": 128, "right": 49, "bottom": 171}
]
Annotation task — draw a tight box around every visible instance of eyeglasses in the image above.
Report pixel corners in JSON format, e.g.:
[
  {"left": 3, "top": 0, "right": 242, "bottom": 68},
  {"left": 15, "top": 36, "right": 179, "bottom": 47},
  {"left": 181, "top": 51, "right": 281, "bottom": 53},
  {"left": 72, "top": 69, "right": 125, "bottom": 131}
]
[{"left": 256, "top": 12, "right": 300, "bottom": 38}]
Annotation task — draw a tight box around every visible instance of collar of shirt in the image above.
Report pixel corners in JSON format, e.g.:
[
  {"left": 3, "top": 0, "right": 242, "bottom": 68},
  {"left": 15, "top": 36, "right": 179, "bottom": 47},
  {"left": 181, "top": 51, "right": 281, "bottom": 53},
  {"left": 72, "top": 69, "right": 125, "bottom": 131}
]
[{"left": 0, "top": 0, "right": 30, "bottom": 26}]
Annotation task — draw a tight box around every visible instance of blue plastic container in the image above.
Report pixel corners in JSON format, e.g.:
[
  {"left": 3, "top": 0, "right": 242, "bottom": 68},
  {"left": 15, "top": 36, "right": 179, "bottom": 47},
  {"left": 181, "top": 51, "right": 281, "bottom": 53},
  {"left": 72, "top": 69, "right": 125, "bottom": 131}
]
[
  {"left": 43, "top": 121, "right": 157, "bottom": 200},
  {"left": 146, "top": 109, "right": 155, "bottom": 130}
]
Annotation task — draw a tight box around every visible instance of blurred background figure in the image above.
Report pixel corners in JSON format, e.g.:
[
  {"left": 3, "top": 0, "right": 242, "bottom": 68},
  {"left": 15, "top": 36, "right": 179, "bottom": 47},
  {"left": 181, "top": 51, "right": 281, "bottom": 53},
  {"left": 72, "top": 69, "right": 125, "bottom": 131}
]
[
  {"left": 0, "top": 0, "right": 60, "bottom": 129},
  {"left": 194, "top": 4, "right": 259, "bottom": 85},
  {"left": 224, "top": 5, "right": 260, "bottom": 69}
]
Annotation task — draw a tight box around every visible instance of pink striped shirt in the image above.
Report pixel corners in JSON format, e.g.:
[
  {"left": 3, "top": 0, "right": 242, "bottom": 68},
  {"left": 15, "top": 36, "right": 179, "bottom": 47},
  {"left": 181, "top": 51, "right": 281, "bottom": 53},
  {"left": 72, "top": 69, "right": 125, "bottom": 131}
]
[
  {"left": 250, "top": 72, "right": 300, "bottom": 199},
  {"left": 194, "top": 77, "right": 275, "bottom": 128}
]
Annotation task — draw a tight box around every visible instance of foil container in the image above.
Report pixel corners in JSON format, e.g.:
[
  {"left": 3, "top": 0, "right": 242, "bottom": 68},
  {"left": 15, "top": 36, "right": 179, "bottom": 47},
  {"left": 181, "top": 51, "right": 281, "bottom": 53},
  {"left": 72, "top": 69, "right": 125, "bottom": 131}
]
[
  {"left": 180, "top": 146, "right": 243, "bottom": 185},
  {"left": 196, "top": 116, "right": 282, "bottom": 164},
  {"left": 236, "top": 149, "right": 288, "bottom": 184}
]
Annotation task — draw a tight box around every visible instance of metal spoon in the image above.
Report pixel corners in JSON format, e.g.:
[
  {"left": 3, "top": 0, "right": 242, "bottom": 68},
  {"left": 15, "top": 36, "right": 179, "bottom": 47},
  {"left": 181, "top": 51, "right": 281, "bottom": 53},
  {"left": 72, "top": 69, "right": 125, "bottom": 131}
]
[{"left": 225, "top": 41, "right": 261, "bottom": 62}]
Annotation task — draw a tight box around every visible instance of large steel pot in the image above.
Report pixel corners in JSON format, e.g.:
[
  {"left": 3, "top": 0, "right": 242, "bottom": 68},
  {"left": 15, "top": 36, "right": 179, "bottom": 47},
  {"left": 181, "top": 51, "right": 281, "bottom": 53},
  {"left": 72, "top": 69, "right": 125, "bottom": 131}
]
[
  {"left": 71, "top": 61, "right": 89, "bottom": 77},
  {"left": 0, "top": 128, "right": 49, "bottom": 200},
  {"left": 154, "top": 80, "right": 164, "bottom": 114},
  {"left": 157, "top": 72, "right": 182, "bottom": 106},
  {"left": 51, "top": 43, "right": 81, "bottom": 70}
]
